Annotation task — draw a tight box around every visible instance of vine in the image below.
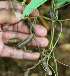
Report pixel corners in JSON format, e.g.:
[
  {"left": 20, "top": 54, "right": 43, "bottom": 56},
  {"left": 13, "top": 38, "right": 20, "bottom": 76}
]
[{"left": 7, "top": 0, "right": 70, "bottom": 76}]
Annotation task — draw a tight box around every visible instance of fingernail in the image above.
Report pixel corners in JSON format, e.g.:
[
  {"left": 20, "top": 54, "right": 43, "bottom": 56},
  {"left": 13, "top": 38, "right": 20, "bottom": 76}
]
[{"left": 14, "top": 12, "right": 22, "bottom": 18}]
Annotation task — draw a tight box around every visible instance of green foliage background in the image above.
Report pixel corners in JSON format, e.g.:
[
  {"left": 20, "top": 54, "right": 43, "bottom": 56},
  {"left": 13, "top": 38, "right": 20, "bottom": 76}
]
[
  {"left": 21, "top": 0, "right": 70, "bottom": 19},
  {"left": 55, "top": 0, "right": 70, "bottom": 7}
]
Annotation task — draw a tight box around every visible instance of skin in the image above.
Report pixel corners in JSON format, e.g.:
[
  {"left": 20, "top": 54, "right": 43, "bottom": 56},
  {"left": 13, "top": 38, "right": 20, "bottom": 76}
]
[{"left": 0, "top": 1, "right": 49, "bottom": 60}]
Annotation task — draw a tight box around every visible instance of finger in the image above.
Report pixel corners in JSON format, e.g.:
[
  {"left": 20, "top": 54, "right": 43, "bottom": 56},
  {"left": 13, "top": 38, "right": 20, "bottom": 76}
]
[
  {"left": 0, "top": 1, "right": 39, "bottom": 16},
  {"left": 29, "top": 9, "right": 39, "bottom": 17},
  {"left": 0, "top": 8, "right": 22, "bottom": 24},
  {"left": 2, "top": 21, "right": 47, "bottom": 37},
  {"left": 16, "top": 22, "right": 47, "bottom": 36},
  {"left": 1, "top": 24, "right": 13, "bottom": 31},
  {"left": 0, "top": 45, "right": 40, "bottom": 59},
  {"left": 3, "top": 32, "right": 49, "bottom": 47}
]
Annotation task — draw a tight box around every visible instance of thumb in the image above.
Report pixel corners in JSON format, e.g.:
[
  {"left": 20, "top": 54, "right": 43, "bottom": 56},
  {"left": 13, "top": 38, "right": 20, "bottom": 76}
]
[{"left": 0, "top": 8, "right": 22, "bottom": 24}]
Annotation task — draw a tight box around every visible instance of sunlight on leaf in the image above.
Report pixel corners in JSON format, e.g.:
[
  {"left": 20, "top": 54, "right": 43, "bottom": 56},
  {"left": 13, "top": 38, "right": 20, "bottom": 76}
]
[
  {"left": 21, "top": 0, "right": 47, "bottom": 19},
  {"left": 55, "top": 0, "right": 70, "bottom": 7}
]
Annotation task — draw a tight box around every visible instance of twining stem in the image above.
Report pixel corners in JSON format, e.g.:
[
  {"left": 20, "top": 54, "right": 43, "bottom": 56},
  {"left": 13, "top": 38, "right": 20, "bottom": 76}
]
[
  {"left": 47, "top": 0, "right": 55, "bottom": 64},
  {"left": 47, "top": 0, "right": 59, "bottom": 76},
  {"left": 53, "top": 52, "right": 58, "bottom": 76},
  {"left": 49, "top": 21, "right": 54, "bottom": 50}
]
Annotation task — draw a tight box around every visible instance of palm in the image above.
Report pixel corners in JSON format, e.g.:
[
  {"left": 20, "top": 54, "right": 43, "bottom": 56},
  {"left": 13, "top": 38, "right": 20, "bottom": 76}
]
[{"left": 0, "top": 1, "right": 48, "bottom": 60}]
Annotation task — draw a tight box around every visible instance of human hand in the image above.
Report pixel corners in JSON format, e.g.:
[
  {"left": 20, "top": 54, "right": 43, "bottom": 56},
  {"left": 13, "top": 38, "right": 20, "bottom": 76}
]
[{"left": 0, "top": 1, "right": 49, "bottom": 60}]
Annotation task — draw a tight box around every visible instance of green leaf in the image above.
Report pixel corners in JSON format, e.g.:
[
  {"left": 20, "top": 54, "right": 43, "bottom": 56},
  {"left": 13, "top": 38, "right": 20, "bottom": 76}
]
[
  {"left": 21, "top": 0, "right": 47, "bottom": 19},
  {"left": 55, "top": 0, "right": 70, "bottom": 7}
]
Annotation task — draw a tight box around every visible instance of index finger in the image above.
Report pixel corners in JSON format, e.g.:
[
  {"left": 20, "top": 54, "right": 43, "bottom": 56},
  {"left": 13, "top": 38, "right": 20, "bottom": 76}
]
[
  {"left": 0, "top": 1, "right": 39, "bottom": 16},
  {"left": 0, "top": 1, "right": 39, "bottom": 24},
  {"left": 1, "top": 45, "right": 40, "bottom": 60}
]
